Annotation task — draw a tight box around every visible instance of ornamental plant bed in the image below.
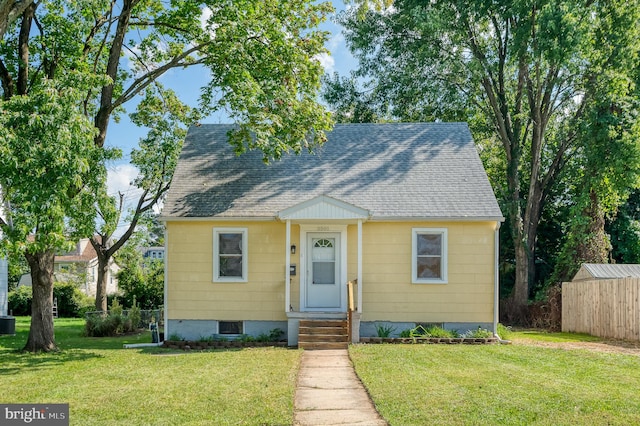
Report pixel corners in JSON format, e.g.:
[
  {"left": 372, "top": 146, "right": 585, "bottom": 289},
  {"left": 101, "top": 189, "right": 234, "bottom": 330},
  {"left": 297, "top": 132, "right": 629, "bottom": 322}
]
[
  {"left": 360, "top": 337, "right": 497, "bottom": 345},
  {"left": 162, "top": 340, "right": 288, "bottom": 350}
]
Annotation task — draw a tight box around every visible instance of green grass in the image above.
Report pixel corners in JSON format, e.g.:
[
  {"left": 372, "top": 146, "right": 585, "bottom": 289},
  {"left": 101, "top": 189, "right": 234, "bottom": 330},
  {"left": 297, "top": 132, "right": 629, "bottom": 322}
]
[
  {"left": 0, "top": 317, "right": 301, "bottom": 425},
  {"left": 510, "top": 329, "right": 603, "bottom": 343},
  {"left": 350, "top": 342, "right": 640, "bottom": 425}
]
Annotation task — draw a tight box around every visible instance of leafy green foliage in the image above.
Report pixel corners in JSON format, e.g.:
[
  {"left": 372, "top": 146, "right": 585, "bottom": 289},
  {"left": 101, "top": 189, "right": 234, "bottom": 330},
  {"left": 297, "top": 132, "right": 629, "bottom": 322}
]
[
  {"left": 340, "top": 0, "right": 640, "bottom": 312},
  {"left": 0, "top": 77, "right": 112, "bottom": 256},
  {"left": 6, "top": 251, "right": 28, "bottom": 291},
  {"left": 116, "top": 257, "right": 164, "bottom": 310},
  {"left": 84, "top": 298, "right": 142, "bottom": 337},
  {"left": 460, "top": 327, "right": 494, "bottom": 339},
  {"left": 7, "top": 287, "right": 31, "bottom": 316},
  {"left": 608, "top": 190, "right": 640, "bottom": 263},
  {"left": 399, "top": 325, "right": 458, "bottom": 339},
  {"left": 375, "top": 323, "right": 396, "bottom": 338},
  {"left": 8, "top": 282, "right": 91, "bottom": 317},
  {"left": 497, "top": 323, "right": 513, "bottom": 340},
  {"left": 321, "top": 72, "right": 387, "bottom": 123}
]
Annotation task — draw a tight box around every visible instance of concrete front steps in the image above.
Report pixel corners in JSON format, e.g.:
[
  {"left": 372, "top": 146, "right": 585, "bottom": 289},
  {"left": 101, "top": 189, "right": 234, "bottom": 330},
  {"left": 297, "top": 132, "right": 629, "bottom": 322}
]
[{"left": 298, "top": 319, "right": 349, "bottom": 350}]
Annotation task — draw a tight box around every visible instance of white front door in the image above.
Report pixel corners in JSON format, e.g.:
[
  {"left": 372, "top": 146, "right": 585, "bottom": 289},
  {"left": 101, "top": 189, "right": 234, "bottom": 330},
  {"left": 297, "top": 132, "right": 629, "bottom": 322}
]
[{"left": 305, "top": 233, "right": 342, "bottom": 309}]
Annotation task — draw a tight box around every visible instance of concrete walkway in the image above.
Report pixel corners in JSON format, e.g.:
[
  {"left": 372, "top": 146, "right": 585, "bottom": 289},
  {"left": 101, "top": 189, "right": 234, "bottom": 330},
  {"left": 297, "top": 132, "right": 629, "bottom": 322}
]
[{"left": 294, "top": 349, "right": 388, "bottom": 426}]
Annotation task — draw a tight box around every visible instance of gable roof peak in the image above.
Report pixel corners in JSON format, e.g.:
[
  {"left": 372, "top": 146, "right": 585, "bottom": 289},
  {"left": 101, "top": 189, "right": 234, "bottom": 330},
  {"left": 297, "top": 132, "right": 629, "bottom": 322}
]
[{"left": 278, "top": 195, "right": 370, "bottom": 221}]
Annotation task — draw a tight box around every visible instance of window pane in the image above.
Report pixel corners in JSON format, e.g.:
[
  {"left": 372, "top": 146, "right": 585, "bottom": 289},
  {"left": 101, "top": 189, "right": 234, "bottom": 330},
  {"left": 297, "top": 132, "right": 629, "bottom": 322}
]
[
  {"left": 219, "top": 233, "right": 242, "bottom": 254},
  {"left": 219, "top": 321, "right": 243, "bottom": 334},
  {"left": 220, "top": 255, "right": 243, "bottom": 277},
  {"left": 313, "top": 262, "right": 335, "bottom": 284},
  {"left": 417, "top": 234, "right": 441, "bottom": 256},
  {"left": 417, "top": 257, "right": 441, "bottom": 279}
]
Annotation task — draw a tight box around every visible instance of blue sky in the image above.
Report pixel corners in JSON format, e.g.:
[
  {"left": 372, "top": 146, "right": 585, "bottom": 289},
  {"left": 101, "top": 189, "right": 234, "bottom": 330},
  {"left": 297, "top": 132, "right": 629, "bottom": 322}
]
[{"left": 105, "top": 2, "right": 357, "bottom": 203}]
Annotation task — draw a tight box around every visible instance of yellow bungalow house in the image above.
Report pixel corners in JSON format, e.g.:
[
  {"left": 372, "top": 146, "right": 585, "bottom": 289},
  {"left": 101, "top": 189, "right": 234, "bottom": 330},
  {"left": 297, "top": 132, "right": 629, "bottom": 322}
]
[{"left": 161, "top": 123, "right": 504, "bottom": 346}]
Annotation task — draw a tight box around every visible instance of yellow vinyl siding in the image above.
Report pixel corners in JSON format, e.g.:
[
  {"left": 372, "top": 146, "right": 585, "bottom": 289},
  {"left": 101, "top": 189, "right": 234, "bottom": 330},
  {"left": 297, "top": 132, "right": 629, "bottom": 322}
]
[
  {"left": 166, "top": 220, "right": 496, "bottom": 324},
  {"left": 166, "top": 221, "right": 288, "bottom": 321},
  {"left": 359, "top": 221, "right": 496, "bottom": 323}
]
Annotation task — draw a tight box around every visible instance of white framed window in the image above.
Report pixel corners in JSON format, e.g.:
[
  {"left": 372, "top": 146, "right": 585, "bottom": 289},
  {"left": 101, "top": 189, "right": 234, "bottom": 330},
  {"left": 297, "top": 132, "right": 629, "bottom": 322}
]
[
  {"left": 412, "top": 228, "right": 447, "bottom": 284},
  {"left": 213, "top": 228, "right": 248, "bottom": 282}
]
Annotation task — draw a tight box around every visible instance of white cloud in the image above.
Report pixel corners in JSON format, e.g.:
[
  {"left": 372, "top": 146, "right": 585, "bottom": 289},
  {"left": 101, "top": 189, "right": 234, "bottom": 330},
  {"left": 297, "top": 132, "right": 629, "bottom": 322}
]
[
  {"left": 315, "top": 52, "right": 335, "bottom": 73},
  {"left": 327, "top": 32, "right": 345, "bottom": 51},
  {"left": 200, "top": 6, "right": 213, "bottom": 30},
  {"left": 107, "top": 164, "right": 141, "bottom": 199}
]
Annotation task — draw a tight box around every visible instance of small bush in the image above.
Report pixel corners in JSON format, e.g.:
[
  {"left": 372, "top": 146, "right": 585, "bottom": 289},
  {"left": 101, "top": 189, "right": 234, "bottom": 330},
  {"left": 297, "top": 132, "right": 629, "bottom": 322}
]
[
  {"left": 53, "top": 282, "right": 93, "bottom": 317},
  {"left": 423, "top": 325, "right": 458, "bottom": 338},
  {"left": 255, "top": 333, "right": 271, "bottom": 342},
  {"left": 402, "top": 325, "right": 458, "bottom": 339},
  {"left": 8, "top": 286, "right": 32, "bottom": 316},
  {"left": 84, "top": 299, "right": 143, "bottom": 337},
  {"left": 128, "top": 299, "right": 142, "bottom": 329},
  {"left": 375, "top": 323, "right": 396, "bottom": 338},
  {"left": 269, "top": 328, "right": 285, "bottom": 342},
  {"left": 497, "top": 323, "right": 513, "bottom": 340},
  {"left": 461, "top": 327, "right": 494, "bottom": 339},
  {"left": 399, "top": 329, "right": 412, "bottom": 338},
  {"left": 168, "top": 333, "right": 184, "bottom": 341}
]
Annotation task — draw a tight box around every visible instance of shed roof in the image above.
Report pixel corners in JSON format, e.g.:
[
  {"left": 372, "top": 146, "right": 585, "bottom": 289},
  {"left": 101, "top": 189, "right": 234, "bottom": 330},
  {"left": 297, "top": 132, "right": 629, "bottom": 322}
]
[
  {"left": 162, "top": 123, "right": 503, "bottom": 221},
  {"left": 572, "top": 263, "right": 640, "bottom": 281}
]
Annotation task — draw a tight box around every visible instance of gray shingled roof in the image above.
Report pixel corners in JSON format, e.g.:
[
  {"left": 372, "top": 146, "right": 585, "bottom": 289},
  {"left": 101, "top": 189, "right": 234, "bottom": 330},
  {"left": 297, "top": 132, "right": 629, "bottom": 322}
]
[
  {"left": 579, "top": 263, "right": 640, "bottom": 279},
  {"left": 162, "top": 123, "right": 503, "bottom": 220}
]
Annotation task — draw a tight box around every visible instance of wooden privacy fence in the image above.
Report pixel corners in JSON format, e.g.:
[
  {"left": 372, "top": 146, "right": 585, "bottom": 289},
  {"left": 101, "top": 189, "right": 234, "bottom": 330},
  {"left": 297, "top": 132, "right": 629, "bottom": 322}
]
[{"left": 562, "top": 278, "right": 640, "bottom": 341}]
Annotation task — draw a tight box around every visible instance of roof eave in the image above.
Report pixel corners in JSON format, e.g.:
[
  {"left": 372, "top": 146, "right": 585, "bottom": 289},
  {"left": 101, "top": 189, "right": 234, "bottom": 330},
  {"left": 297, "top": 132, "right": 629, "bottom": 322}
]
[{"left": 159, "top": 214, "right": 505, "bottom": 223}]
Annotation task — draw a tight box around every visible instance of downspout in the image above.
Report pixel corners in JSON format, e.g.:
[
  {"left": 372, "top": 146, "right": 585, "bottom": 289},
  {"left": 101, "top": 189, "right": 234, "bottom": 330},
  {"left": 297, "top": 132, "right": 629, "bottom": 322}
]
[
  {"left": 163, "top": 226, "right": 169, "bottom": 343},
  {"left": 285, "top": 219, "right": 291, "bottom": 313},
  {"left": 493, "top": 221, "right": 511, "bottom": 344}
]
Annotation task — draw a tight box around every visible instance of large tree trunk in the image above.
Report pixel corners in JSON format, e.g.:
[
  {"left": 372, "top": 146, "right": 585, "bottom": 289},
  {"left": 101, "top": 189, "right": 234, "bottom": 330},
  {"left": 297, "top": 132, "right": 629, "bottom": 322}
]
[
  {"left": 23, "top": 250, "right": 57, "bottom": 352},
  {"left": 94, "top": 252, "right": 110, "bottom": 312}
]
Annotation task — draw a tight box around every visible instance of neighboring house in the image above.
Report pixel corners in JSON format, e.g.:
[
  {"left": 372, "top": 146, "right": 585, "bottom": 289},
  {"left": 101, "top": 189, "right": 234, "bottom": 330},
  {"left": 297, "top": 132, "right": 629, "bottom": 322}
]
[
  {"left": 161, "top": 123, "right": 504, "bottom": 345},
  {"left": 571, "top": 263, "right": 640, "bottom": 282},
  {"left": 142, "top": 246, "right": 165, "bottom": 261},
  {"left": 19, "top": 237, "right": 120, "bottom": 297}
]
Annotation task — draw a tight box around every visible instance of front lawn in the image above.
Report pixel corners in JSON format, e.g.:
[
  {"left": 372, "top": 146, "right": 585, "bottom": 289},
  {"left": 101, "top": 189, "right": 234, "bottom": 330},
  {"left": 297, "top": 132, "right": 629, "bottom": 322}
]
[
  {"left": 0, "top": 317, "right": 301, "bottom": 425},
  {"left": 350, "top": 337, "right": 640, "bottom": 425}
]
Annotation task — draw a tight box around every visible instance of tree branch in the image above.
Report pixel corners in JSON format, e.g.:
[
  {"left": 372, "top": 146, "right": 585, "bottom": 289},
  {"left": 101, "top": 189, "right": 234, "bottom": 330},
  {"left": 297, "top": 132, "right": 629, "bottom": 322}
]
[{"left": 0, "top": 0, "right": 34, "bottom": 39}]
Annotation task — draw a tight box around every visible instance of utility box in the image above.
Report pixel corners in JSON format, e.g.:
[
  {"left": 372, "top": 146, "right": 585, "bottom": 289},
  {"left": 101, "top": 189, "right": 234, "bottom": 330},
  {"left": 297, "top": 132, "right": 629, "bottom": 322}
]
[{"left": 0, "top": 316, "right": 15, "bottom": 335}]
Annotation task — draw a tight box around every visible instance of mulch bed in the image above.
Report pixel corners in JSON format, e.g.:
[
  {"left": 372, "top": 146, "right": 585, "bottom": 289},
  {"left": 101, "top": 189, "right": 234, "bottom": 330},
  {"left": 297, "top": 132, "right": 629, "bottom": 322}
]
[
  {"left": 360, "top": 337, "right": 498, "bottom": 345},
  {"left": 162, "top": 340, "right": 288, "bottom": 350}
]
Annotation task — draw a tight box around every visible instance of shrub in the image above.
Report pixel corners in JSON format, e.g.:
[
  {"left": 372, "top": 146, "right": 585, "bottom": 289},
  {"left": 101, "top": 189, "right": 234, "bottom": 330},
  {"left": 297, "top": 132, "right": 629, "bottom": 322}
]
[
  {"left": 83, "top": 299, "right": 143, "bottom": 337},
  {"left": 117, "top": 259, "right": 163, "bottom": 309},
  {"left": 53, "top": 282, "right": 93, "bottom": 317},
  {"left": 375, "top": 323, "right": 396, "bottom": 338},
  {"left": 8, "top": 286, "right": 32, "bottom": 316},
  {"left": 402, "top": 325, "right": 458, "bottom": 339},
  {"left": 128, "top": 300, "right": 142, "bottom": 329},
  {"left": 269, "top": 328, "right": 285, "bottom": 342},
  {"left": 168, "top": 333, "right": 184, "bottom": 341},
  {"left": 497, "top": 323, "right": 513, "bottom": 340},
  {"left": 461, "top": 327, "right": 494, "bottom": 339},
  {"left": 399, "top": 329, "right": 412, "bottom": 338},
  {"left": 8, "top": 282, "right": 92, "bottom": 317}
]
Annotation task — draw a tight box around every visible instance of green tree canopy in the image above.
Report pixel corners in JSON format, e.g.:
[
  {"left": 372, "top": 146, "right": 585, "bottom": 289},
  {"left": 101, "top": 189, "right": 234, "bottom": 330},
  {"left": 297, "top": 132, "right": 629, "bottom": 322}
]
[
  {"left": 338, "top": 0, "right": 640, "bottom": 319},
  {"left": 0, "top": 0, "right": 335, "bottom": 351}
]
